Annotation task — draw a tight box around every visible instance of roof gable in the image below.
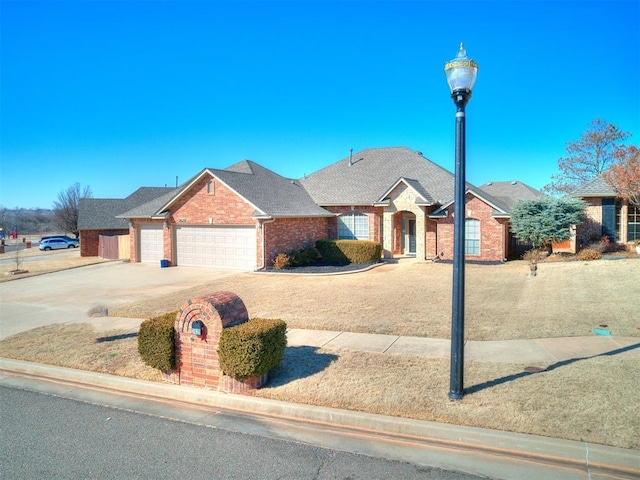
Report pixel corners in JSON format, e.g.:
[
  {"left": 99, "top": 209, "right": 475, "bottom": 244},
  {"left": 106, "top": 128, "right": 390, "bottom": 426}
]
[{"left": 375, "top": 177, "right": 435, "bottom": 206}]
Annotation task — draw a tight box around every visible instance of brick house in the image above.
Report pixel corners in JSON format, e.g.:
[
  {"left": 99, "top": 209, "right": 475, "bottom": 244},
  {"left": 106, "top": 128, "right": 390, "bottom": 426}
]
[
  {"left": 571, "top": 175, "right": 640, "bottom": 245},
  {"left": 79, "top": 146, "right": 543, "bottom": 269}
]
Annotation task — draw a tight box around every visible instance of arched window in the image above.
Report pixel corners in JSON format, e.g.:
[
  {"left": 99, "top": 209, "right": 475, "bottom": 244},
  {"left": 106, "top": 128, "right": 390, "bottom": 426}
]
[
  {"left": 338, "top": 212, "right": 369, "bottom": 240},
  {"left": 465, "top": 218, "right": 480, "bottom": 255}
]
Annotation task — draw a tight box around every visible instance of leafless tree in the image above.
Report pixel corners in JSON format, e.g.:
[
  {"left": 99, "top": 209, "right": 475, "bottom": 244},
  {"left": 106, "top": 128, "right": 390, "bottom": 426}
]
[
  {"left": 53, "top": 183, "right": 93, "bottom": 237},
  {"left": 544, "top": 119, "right": 631, "bottom": 195}
]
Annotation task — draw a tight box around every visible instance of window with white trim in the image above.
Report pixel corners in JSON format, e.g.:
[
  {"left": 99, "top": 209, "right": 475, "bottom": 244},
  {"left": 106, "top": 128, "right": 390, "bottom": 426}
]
[
  {"left": 465, "top": 218, "right": 480, "bottom": 255},
  {"left": 338, "top": 212, "right": 369, "bottom": 240}
]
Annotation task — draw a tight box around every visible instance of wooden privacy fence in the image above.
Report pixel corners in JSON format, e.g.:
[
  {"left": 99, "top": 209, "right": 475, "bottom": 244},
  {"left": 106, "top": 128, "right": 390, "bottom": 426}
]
[{"left": 99, "top": 234, "right": 130, "bottom": 260}]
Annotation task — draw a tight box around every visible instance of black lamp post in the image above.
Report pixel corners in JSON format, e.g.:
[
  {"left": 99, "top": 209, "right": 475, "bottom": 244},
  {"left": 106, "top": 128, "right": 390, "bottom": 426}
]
[{"left": 444, "top": 43, "right": 478, "bottom": 400}]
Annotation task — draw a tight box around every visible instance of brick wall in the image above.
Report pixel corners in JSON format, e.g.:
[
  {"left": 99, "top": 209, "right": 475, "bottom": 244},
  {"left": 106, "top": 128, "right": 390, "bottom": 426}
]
[
  {"left": 80, "top": 230, "right": 101, "bottom": 257},
  {"left": 425, "top": 218, "right": 439, "bottom": 259},
  {"left": 169, "top": 177, "right": 256, "bottom": 225},
  {"left": 576, "top": 198, "right": 603, "bottom": 243},
  {"left": 263, "top": 217, "right": 330, "bottom": 267},
  {"left": 436, "top": 194, "right": 506, "bottom": 262}
]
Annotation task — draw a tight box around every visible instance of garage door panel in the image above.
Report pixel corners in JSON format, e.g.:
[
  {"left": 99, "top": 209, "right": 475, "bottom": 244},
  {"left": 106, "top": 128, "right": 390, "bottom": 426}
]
[
  {"left": 176, "top": 226, "right": 256, "bottom": 270},
  {"left": 140, "top": 225, "right": 164, "bottom": 263}
]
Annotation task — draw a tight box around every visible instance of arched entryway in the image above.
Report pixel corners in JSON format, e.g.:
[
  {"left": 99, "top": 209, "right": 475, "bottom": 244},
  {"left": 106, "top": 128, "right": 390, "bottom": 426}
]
[{"left": 392, "top": 211, "right": 416, "bottom": 256}]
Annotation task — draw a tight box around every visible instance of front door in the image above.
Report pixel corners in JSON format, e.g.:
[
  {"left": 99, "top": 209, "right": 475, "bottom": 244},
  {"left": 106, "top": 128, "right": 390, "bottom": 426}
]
[{"left": 403, "top": 216, "right": 416, "bottom": 255}]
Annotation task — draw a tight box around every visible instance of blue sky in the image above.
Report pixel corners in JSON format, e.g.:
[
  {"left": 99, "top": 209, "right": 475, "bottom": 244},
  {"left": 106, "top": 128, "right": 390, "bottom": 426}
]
[{"left": 1, "top": 0, "right": 639, "bottom": 209}]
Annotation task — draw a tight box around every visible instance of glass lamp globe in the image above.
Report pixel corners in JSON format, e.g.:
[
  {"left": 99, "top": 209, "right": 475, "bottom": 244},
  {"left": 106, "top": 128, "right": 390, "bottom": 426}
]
[{"left": 444, "top": 43, "right": 479, "bottom": 94}]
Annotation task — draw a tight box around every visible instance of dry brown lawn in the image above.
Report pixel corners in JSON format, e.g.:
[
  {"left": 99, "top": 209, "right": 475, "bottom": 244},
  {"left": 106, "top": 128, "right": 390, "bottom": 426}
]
[
  {"left": 108, "top": 257, "right": 640, "bottom": 340},
  {"left": 1, "top": 252, "right": 639, "bottom": 450},
  {"left": 0, "top": 248, "right": 108, "bottom": 282}
]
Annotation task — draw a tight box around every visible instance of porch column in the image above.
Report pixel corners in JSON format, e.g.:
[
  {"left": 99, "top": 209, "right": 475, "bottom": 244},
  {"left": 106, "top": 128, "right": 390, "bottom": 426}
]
[
  {"left": 415, "top": 210, "right": 426, "bottom": 261},
  {"left": 621, "top": 201, "right": 628, "bottom": 243},
  {"left": 382, "top": 211, "right": 394, "bottom": 259}
]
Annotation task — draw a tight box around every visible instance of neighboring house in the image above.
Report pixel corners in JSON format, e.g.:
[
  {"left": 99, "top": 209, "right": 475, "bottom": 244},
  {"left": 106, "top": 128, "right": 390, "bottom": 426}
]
[
  {"left": 476, "top": 180, "right": 545, "bottom": 258},
  {"left": 571, "top": 175, "right": 640, "bottom": 244},
  {"left": 78, "top": 187, "right": 176, "bottom": 257},
  {"left": 79, "top": 146, "right": 543, "bottom": 269}
]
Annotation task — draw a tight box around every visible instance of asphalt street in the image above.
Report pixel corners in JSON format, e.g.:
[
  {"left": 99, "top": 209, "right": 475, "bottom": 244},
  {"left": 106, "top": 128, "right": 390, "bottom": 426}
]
[{"left": 0, "top": 384, "right": 487, "bottom": 480}]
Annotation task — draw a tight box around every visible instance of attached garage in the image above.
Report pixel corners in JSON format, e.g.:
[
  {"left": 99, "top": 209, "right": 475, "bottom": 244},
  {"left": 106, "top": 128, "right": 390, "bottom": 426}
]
[
  {"left": 139, "top": 225, "right": 164, "bottom": 263},
  {"left": 175, "top": 226, "right": 257, "bottom": 270}
]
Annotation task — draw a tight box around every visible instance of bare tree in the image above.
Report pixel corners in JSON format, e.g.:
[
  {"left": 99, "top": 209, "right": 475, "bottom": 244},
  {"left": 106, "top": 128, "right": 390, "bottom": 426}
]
[
  {"left": 53, "top": 183, "right": 93, "bottom": 237},
  {"left": 544, "top": 119, "right": 631, "bottom": 196}
]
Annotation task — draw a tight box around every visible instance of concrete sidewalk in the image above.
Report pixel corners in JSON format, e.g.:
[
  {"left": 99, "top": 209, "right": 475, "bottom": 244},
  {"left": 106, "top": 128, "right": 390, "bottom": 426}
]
[
  {"left": 67, "top": 316, "right": 640, "bottom": 366},
  {"left": 287, "top": 329, "right": 640, "bottom": 364}
]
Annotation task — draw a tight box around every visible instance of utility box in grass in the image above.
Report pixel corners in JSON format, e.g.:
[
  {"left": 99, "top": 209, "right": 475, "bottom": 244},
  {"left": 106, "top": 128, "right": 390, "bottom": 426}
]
[{"left": 163, "top": 291, "right": 269, "bottom": 392}]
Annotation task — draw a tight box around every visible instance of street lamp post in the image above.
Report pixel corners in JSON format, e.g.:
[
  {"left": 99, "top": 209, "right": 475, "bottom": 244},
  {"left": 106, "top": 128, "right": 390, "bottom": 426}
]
[{"left": 444, "top": 43, "right": 478, "bottom": 400}]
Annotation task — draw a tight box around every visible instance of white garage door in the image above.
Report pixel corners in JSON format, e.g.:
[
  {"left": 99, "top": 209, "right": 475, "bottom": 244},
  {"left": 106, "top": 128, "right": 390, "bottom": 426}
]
[
  {"left": 176, "top": 226, "right": 256, "bottom": 270},
  {"left": 139, "top": 225, "right": 164, "bottom": 263}
]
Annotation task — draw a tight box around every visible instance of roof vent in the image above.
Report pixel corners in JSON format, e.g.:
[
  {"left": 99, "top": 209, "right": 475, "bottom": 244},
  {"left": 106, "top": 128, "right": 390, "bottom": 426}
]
[
  {"left": 486, "top": 182, "right": 492, "bottom": 186},
  {"left": 511, "top": 181, "right": 518, "bottom": 185},
  {"left": 348, "top": 148, "right": 353, "bottom": 167}
]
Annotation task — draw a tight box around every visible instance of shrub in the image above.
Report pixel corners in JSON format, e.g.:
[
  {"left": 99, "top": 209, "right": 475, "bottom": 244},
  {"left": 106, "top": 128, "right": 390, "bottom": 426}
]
[
  {"left": 138, "top": 312, "right": 176, "bottom": 371},
  {"left": 587, "top": 235, "right": 623, "bottom": 254},
  {"left": 301, "top": 247, "right": 319, "bottom": 264},
  {"left": 218, "top": 318, "right": 287, "bottom": 380},
  {"left": 576, "top": 248, "right": 602, "bottom": 261},
  {"left": 272, "top": 253, "right": 291, "bottom": 270},
  {"left": 315, "top": 239, "right": 381, "bottom": 264},
  {"left": 288, "top": 250, "right": 303, "bottom": 267},
  {"left": 273, "top": 247, "right": 319, "bottom": 269}
]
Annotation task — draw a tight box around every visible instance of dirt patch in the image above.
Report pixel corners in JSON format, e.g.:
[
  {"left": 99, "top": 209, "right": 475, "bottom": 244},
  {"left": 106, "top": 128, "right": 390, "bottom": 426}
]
[{"left": 108, "top": 258, "right": 640, "bottom": 341}]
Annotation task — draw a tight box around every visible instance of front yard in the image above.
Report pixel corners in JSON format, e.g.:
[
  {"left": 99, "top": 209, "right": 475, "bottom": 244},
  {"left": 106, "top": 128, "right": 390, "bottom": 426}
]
[
  {"left": 1, "top": 255, "right": 639, "bottom": 449},
  {"left": 108, "top": 257, "right": 640, "bottom": 341}
]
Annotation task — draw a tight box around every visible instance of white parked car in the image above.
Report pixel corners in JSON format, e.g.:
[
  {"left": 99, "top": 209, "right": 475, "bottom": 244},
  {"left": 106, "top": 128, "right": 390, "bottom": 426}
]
[{"left": 39, "top": 238, "right": 79, "bottom": 250}]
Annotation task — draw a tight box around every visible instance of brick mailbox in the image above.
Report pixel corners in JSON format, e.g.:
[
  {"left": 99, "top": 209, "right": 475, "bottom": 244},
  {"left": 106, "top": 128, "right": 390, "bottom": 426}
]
[{"left": 164, "top": 291, "right": 268, "bottom": 392}]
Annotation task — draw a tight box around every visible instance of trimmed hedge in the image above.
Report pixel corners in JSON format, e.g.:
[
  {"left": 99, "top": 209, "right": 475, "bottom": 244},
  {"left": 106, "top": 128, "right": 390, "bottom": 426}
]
[
  {"left": 218, "top": 318, "right": 287, "bottom": 380},
  {"left": 137, "top": 312, "right": 176, "bottom": 371},
  {"left": 315, "top": 239, "right": 381, "bottom": 264}
]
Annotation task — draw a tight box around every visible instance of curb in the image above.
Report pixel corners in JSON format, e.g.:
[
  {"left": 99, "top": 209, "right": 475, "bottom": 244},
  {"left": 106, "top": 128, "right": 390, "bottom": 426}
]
[{"left": 1, "top": 357, "right": 638, "bottom": 479}]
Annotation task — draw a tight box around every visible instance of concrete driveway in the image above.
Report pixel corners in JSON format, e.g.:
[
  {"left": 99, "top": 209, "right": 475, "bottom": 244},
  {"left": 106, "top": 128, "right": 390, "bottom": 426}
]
[{"left": 0, "top": 262, "right": 240, "bottom": 340}]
